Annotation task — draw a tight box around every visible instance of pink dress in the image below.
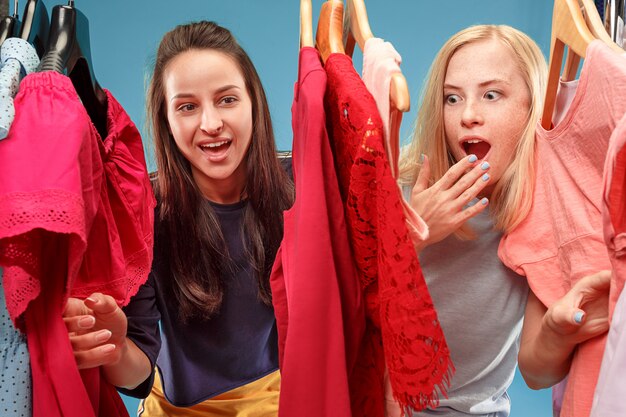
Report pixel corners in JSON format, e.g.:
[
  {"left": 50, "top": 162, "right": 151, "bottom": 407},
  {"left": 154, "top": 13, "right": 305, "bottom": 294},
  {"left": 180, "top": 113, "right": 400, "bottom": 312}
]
[
  {"left": 0, "top": 72, "right": 155, "bottom": 417},
  {"left": 270, "top": 47, "right": 365, "bottom": 417},
  {"left": 499, "top": 40, "right": 626, "bottom": 417}
]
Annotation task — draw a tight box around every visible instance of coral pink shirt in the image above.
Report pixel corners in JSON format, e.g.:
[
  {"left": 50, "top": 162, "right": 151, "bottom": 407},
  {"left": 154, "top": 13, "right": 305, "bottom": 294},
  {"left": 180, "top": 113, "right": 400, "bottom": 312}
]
[
  {"left": 499, "top": 40, "right": 626, "bottom": 417},
  {"left": 0, "top": 72, "right": 155, "bottom": 417}
]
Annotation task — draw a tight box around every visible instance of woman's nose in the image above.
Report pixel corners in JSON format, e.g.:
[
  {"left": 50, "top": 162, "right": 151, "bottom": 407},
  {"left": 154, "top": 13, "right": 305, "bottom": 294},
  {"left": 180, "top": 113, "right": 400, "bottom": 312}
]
[
  {"left": 200, "top": 108, "right": 224, "bottom": 134},
  {"left": 461, "top": 101, "right": 484, "bottom": 128}
]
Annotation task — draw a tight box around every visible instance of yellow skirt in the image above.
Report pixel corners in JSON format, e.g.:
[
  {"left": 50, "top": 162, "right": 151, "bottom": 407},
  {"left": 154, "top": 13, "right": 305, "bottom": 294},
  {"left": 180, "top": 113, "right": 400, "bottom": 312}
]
[{"left": 137, "top": 370, "right": 280, "bottom": 417}]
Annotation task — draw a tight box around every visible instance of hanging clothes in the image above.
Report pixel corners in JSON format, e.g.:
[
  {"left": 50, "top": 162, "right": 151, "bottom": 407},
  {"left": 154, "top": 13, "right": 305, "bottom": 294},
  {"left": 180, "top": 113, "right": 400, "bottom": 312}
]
[
  {"left": 361, "top": 37, "right": 428, "bottom": 245},
  {"left": 0, "top": 36, "right": 39, "bottom": 417},
  {"left": 0, "top": 71, "right": 155, "bottom": 417},
  {"left": 498, "top": 40, "right": 626, "bottom": 417},
  {"left": 603, "top": 111, "right": 626, "bottom": 317},
  {"left": 590, "top": 111, "right": 626, "bottom": 417},
  {"left": 553, "top": 78, "right": 579, "bottom": 128},
  {"left": 550, "top": 76, "right": 579, "bottom": 417},
  {"left": 1, "top": 268, "right": 32, "bottom": 417},
  {"left": 324, "top": 52, "right": 452, "bottom": 417},
  {"left": 0, "top": 37, "right": 40, "bottom": 140},
  {"left": 269, "top": 46, "right": 364, "bottom": 417}
]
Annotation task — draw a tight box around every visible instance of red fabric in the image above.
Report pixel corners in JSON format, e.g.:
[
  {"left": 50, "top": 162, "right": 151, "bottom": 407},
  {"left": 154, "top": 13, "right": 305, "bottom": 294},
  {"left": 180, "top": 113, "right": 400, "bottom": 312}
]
[
  {"left": 323, "top": 53, "right": 452, "bottom": 417},
  {"left": 270, "top": 47, "right": 365, "bottom": 417},
  {"left": 0, "top": 71, "right": 155, "bottom": 417}
]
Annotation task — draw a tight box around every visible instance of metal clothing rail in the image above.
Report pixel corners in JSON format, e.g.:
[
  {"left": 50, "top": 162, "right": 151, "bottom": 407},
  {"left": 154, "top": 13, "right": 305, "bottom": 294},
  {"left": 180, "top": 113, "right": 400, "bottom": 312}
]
[{"left": 604, "top": 0, "right": 626, "bottom": 47}]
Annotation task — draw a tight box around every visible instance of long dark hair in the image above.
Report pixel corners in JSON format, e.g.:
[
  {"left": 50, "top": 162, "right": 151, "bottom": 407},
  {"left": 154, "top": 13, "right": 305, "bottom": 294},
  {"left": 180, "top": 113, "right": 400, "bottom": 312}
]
[{"left": 147, "top": 21, "right": 293, "bottom": 321}]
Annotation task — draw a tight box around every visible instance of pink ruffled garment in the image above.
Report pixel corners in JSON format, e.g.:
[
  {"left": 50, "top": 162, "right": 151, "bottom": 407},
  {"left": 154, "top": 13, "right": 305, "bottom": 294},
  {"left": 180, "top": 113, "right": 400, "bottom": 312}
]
[
  {"left": 499, "top": 41, "right": 626, "bottom": 417},
  {"left": 0, "top": 71, "right": 155, "bottom": 417},
  {"left": 590, "top": 111, "right": 626, "bottom": 417},
  {"left": 361, "top": 37, "right": 428, "bottom": 245}
]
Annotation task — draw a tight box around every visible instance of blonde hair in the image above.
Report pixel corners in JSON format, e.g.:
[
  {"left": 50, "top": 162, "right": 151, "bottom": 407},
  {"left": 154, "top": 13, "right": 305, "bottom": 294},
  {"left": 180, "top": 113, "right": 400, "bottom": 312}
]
[{"left": 398, "top": 24, "right": 547, "bottom": 237}]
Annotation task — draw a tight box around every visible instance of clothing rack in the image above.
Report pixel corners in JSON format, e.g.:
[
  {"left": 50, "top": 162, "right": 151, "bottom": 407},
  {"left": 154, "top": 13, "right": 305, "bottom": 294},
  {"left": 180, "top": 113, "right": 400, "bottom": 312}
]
[{"left": 604, "top": 0, "right": 626, "bottom": 47}]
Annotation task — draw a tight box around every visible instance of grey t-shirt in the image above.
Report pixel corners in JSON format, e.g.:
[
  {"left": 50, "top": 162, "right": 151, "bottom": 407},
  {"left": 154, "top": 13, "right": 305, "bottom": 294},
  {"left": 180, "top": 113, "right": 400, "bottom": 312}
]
[{"left": 413, "top": 209, "right": 529, "bottom": 417}]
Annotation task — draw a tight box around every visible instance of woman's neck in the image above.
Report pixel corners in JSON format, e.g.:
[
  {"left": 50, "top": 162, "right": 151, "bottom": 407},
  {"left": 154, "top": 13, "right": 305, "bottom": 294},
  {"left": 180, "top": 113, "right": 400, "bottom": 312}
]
[{"left": 193, "top": 172, "right": 246, "bottom": 205}]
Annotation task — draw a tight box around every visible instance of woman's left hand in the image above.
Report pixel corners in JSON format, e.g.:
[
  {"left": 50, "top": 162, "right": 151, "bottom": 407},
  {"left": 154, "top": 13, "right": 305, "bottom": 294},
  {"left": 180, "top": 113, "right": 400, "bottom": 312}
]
[{"left": 543, "top": 270, "right": 611, "bottom": 347}]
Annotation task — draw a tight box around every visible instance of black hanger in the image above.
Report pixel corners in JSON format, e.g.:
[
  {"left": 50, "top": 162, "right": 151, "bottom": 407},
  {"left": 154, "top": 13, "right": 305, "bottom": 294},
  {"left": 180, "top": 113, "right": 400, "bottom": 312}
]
[
  {"left": 19, "top": 0, "right": 49, "bottom": 58},
  {"left": 0, "top": 0, "right": 19, "bottom": 45},
  {"left": 38, "top": 1, "right": 108, "bottom": 139}
]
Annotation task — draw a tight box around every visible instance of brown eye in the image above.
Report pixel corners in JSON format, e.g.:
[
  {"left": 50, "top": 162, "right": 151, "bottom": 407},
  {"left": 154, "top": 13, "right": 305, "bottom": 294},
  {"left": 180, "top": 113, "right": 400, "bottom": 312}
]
[
  {"left": 177, "top": 104, "right": 196, "bottom": 112},
  {"left": 220, "top": 96, "right": 238, "bottom": 105}
]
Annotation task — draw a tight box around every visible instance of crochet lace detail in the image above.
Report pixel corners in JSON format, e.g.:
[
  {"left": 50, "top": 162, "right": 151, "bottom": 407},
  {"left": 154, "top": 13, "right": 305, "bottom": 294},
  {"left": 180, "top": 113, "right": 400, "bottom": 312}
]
[{"left": 0, "top": 189, "right": 152, "bottom": 325}]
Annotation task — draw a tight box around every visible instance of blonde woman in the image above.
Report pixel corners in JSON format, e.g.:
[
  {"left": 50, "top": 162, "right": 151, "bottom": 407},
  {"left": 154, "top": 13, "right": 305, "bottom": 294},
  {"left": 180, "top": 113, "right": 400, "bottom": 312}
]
[{"left": 397, "top": 25, "right": 610, "bottom": 417}]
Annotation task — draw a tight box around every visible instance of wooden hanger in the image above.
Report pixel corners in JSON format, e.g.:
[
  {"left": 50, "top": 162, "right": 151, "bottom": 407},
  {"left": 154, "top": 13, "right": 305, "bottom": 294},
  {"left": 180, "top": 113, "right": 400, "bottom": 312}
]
[
  {"left": 315, "top": 0, "right": 344, "bottom": 63},
  {"left": 343, "top": 0, "right": 410, "bottom": 112},
  {"left": 561, "top": 0, "right": 623, "bottom": 81},
  {"left": 300, "top": 0, "right": 313, "bottom": 48},
  {"left": 541, "top": 0, "right": 596, "bottom": 129}
]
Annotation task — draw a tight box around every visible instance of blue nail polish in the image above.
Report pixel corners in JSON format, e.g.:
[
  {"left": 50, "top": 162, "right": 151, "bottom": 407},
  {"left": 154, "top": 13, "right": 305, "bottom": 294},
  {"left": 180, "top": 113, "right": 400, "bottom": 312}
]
[
  {"left": 481, "top": 198, "right": 488, "bottom": 205},
  {"left": 468, "top": 154, "right": 478, "bottom": 163},
  {"left": 481, "top": 162, "right": 490, "bottom": 170},
  {"left": 574, "top": 311, "right": 584, "bottom": 324},
  {"left": 482, "top": 174, "right": 490, "bottom": 182},
  {"left": 419, "top": 153, "right": 425, "bottom": 163}
]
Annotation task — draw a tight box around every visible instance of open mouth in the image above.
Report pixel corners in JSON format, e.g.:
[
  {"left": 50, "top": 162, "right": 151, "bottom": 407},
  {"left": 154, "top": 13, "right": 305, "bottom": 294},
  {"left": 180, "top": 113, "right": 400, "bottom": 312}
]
[
  {"left": 462, "top": 139, "right": 491, "bottom": 160},
  {"left": 200, "top": 139, "right": 232, "bottom": 155}
]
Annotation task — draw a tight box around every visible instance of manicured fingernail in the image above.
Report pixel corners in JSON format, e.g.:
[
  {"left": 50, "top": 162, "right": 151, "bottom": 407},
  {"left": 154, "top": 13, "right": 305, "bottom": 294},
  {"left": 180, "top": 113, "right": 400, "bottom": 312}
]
[
  {"left": 481, "top": 162, "right": 490, "bottom": 170},
  {"left": 482, "top": 174, "right": 490, "bottom": 182},
  {"left": 86, "top": 296, "right": 98, "bottom": 304},
  {"left": 101, "top": 344, "right": 116, "bottom": 354},
  {"left": 574, "top": 311, "right": 584, "bottom": 324},
  {"left": 95, "top": 330, "right": 112, "bottom": 343},
  {"left": 468, "top": 154, "right": 478, "bottom": 163},
  {"left": 481, "top": 198, "right": 489, "bottom": 205},
  {"left": 419, "top": 153, "right": 425, "bottom": 163},
  {"left": 78, "top": 316, "right": 95, "bottom": 329}
]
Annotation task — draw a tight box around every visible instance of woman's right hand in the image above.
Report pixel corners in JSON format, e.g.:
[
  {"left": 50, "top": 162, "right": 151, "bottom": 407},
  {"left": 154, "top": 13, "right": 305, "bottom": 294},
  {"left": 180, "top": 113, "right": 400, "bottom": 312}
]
[
  {"left": 410, "top": 154, "right": 492, "bottom": 249},
  {"left": 63, "top": 293, "right": 128, "bottom": 369}
]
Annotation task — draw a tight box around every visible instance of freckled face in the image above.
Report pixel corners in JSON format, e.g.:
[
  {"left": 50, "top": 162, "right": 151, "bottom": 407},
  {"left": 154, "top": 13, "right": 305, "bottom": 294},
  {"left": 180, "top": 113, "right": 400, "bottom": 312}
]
[{"left": 443, "top": 38, "right": 531, "bottom": 193}]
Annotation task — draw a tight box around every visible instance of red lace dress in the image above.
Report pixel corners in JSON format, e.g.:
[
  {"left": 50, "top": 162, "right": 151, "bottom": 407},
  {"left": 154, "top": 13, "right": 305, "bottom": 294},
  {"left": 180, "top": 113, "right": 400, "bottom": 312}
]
[
  {"left": 0, "top": 72, "right": 155, "bottom": 417},
  {"left": 270, "top": 47, "right": 365, "bottom": 417},
  {"left": 323, "top": 53, "right": 453, "bottom": 416}
]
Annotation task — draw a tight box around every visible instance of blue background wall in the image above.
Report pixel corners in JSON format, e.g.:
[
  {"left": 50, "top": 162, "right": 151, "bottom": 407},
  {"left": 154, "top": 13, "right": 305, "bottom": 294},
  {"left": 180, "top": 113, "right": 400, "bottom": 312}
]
[{"left": 13, "top": 1, "right": 555, "bottom": 415}]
